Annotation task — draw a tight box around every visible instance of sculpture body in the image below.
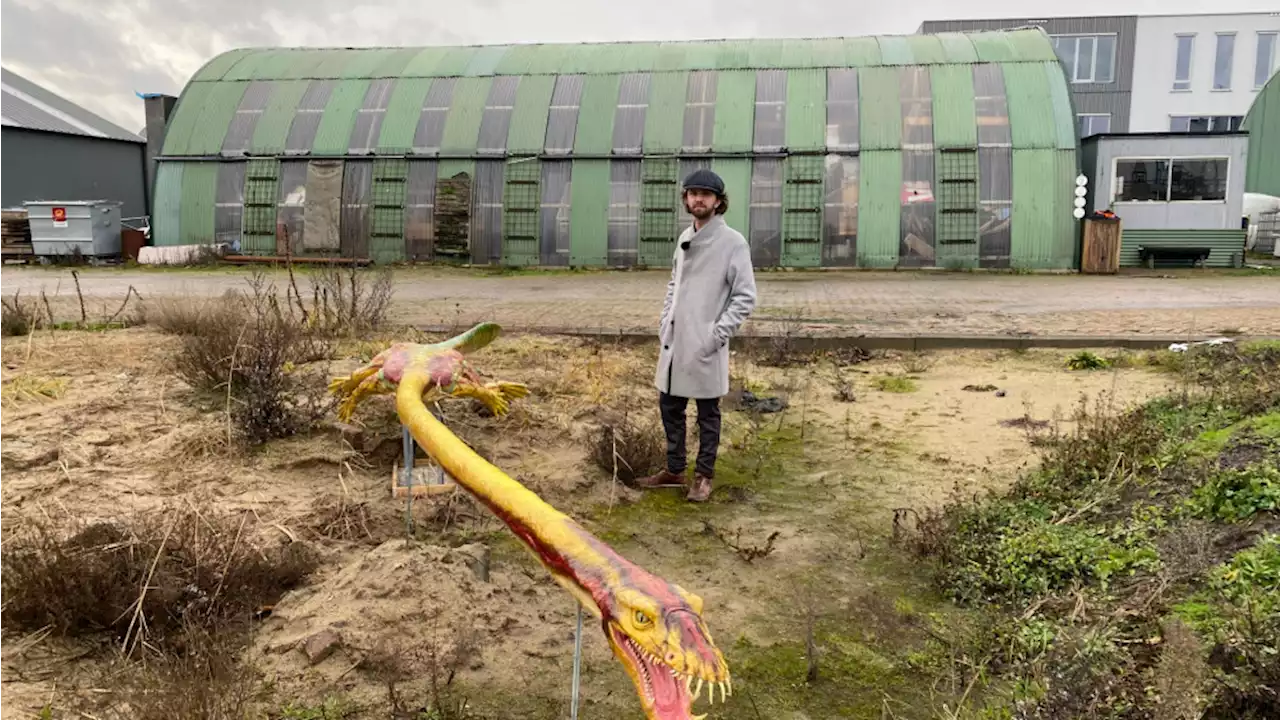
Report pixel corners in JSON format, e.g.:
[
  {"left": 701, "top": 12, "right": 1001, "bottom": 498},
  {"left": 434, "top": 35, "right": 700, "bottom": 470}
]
[{"left": 329, "top": 323, "right": 730, "bottom": 719}]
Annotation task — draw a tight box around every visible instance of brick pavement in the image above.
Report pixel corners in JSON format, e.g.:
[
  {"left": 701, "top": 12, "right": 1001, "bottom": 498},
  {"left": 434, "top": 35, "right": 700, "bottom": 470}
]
[{"left": 3, "top": 266, "right": 1277, "bottom": 338}]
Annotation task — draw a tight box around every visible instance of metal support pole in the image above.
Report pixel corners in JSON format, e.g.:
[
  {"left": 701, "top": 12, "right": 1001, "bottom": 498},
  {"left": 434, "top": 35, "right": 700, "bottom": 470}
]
[
  {"left": 402, "top": 425, "right": 415, "bottom": 537},
  {"left": 570, "top": 605, "right": 584, "bottom": 719}
]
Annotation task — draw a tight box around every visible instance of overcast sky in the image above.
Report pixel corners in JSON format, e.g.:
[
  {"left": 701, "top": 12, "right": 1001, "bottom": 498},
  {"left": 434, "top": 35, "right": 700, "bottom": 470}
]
[{"left": 2, "top": 1, "right": 1275, "bottom": 133}]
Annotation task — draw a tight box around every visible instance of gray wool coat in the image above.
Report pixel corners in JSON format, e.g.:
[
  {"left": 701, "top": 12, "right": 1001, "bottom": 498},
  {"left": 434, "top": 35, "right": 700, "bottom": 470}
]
[{"left": 654, "top": 214, "right": 757, "bottom": 399}]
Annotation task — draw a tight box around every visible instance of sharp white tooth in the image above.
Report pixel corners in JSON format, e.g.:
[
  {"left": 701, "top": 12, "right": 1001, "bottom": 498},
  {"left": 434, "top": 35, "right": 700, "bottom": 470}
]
[
  {"left": 720, "top": 682, "right": 727, "bottom": 703},
  {"left": 685, "top": 675, "right": 693, "bottom": 696},
  {"left": 727, "top": 675, "right": 733, "bottom": 696},
  {"left": 708, "top": 682, "right": 715, "bottom": 705},
  {"left": 692, "top": 715, "right": 707, "bottom": 720},
  {"left": 694, "top": 678, "right": 703, "bottom": 701}
]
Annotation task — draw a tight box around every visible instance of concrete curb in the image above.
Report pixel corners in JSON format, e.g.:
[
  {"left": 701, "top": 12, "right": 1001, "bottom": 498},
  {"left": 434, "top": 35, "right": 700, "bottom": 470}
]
[{"left": 417, "top": 325, "right": 1279, "bottom": 352}]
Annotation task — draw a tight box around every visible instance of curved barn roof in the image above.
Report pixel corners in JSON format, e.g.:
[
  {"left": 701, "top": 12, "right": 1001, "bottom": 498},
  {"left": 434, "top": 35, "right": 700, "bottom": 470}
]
[{"left": 161, "top": 28, "right": 1074, "bottom": 158}]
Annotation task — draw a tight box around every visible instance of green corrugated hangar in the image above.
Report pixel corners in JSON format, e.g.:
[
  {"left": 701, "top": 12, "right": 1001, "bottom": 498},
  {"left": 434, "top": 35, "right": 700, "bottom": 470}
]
[{"left": 152, "top": 28, "right": 1081, "bottom": 269}]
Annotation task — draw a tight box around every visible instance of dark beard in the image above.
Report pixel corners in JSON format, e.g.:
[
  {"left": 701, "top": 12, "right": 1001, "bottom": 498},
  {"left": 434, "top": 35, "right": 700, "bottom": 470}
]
[{"left": 688, "top": 205, "right": 714, "bottom": 220}]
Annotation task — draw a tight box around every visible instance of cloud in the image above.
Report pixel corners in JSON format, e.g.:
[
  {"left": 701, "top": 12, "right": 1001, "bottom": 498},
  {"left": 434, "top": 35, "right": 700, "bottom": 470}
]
[{"left": 2, "top": 0, "right": 1274, "bottom": 132}]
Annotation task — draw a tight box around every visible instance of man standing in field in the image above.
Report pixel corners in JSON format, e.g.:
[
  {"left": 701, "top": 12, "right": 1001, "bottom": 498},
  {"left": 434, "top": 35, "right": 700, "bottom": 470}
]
[{"left": 636, "top": 169, "right": 757, "bottom": 502}]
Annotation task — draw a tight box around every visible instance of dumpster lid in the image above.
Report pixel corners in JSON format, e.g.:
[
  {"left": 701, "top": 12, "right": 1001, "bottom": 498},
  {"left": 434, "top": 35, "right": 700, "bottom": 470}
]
[{"left": 23, "top": 200, "right": 122, "bottom": 206}]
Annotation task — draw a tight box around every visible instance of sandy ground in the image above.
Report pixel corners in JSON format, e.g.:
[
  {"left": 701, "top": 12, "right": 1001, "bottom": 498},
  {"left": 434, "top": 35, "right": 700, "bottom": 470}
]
[{"left": 0, "top": 327, "right": 1177, "bottom": 718}]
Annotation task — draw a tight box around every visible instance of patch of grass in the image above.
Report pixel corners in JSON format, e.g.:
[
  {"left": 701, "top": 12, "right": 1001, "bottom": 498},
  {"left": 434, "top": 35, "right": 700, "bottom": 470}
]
[
  {"left": 1, "top": 374, "right": 68, "bottom": 406},
  {"left": 874, "top": 375, "right": 919, "bottom": 393},
  {"left": 1066, "top": 349, "right": 1110, "bottom": 370},
  {"left": 2, "top": 291, "right": 41, "bottom": 336},
  {"left": 1188, "top": 463, "right": 1280, "bottom": 523}
]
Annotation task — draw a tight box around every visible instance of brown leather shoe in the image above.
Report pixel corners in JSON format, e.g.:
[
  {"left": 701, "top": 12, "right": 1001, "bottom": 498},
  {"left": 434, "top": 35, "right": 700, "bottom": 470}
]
[
  {"left": 686, "top": 474, "right": 713, "bottom": 502},
  {"left": 634, "top": 469, "right": 685, "bottom": 489}
]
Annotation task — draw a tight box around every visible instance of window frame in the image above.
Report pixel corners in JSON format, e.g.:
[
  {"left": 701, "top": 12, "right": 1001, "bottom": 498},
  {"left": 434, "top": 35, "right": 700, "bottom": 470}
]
[
  {"left": 1051, "top": 33, "right": 1118, "bottom": 84},
  {"left": 1111, "top": 155, "right": 1230, "bottom": 205},
  {"left": 1256, "top": 32, "right": 1278, "bottom": 90},
  {"left": 1213, "top": 32, "right": 1237, "bottom": 91},
  {"left": 1076, "top": 113, "right": 1112, "bottom": 138},
  {"left": 1173, "top": 34, "right": 1196, "bottom": 91}
]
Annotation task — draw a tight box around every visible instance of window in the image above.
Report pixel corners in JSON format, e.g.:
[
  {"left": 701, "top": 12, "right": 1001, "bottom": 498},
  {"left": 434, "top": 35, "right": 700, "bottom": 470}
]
[
  {"left": 539, "top": 160, "right": 572, "bottom": 265},
  {"left": 899, "top": 67, "right": 935, "bottom": 268},
  {"left": 1114, "top": 158, "right": 1228, "bottom": 202},
  {"left": 1174, "top": 35, "right": 1195, "bottom": 91},
  {"left": 1214, "top": 33, "right": 1236, "bottom": 90},
  {"left": 1169, "top": 115, "right": 1243, "bottom": 133},
  {"left": 214, "top": 162, "right": 246, "bottom": 247},
  {"left": 413, "top": 78, "right": 456, "bottom": 154},
  {"left": 403, "top": 160, "right": 436, "bottom": 261},
  {"left": 348, "top": 79, "right": 397, "bottom": 154},
  {"left": 1077, "top": 114, "right": 1112, "bottom": 137},
  {"left": 285, "top": 80, "right": 336, "bottom": 153},
  {"left": 1052, "top": 34, "right": 1116, "bottom": 83},
  {"left": 753, "top": 70, "right": 786, "bottom": 151},
  {"left": 822, "top": 155, "right": 858, "bottom": 266},
  {"left": 825, "top": 68, "right": 859, "bottom": 151},
  {"left": 748, "top": 158, "right": 783, "bottom": 266},
  {"left": 607, "top": 160, "right": 641, "bottom": 266},
  {"left": 222, "top": 81, "right": 274, "bottom": 154},
  {"left": 1257, "top": 32, "right": 1278, "bottom": 89}
]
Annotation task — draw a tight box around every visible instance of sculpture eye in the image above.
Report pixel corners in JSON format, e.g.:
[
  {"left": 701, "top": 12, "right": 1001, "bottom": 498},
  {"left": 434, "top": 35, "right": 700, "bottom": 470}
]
[{"left": 633, "top": 610, "right": 651, "bottom": 626}]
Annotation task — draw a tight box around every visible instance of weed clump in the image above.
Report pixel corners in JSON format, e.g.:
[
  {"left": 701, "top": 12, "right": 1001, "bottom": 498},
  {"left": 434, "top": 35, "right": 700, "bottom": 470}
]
[
  {"left": 590, "top": 411, "right": 666, "bottom": 485},
  {"left": 0, "top": 505, "right": 318, "bottom": 649},
  {"left": 875, "top": 375, "right": 918, "bottom": 393},
  {"left": 902, "top": 342, "right": 1280, "bottom": 718}
]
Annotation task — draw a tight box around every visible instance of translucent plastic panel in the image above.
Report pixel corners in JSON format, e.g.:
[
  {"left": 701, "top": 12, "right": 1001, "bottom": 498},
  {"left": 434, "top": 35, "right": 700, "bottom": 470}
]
[
  {"left": 979, "top": 147, "right": 1013, "bottom": 202},
  {"left": 539, "top": 160, "right": 573, "bottom": 264},
  {"left": 544, "top": 75, "right": 585, "bottom": 154},
  {"left": 341, "top": 160, "right": 373, "bottom": 257},
  {"left": 825, "top": 68, "right": 859, "bottom": 151},
  {"left": 472, "top": 160, "right": 505, "bottom": 262},
  {"left": 404, "top": 160, "right": 436, "bottom": 261},
  {"left": 753, "top": 69, "right": 786, "bottom": 151},
  {"left": 612, "top": 73, "right": 650, "bottom": 154},
  {"left": 900, "top": 151, "right": 936, "bottom": 268},
  {"left": 608, "top": 160, "right": 641, "bottom": 266},
  {"left": 748, "top": 158, "right": 783, "bottom": 266},
  {"left": 978, "top": 146, "right": 1012, "bottom": 269},
  {"left": 214, "top": 162, "right": 246, "bottom": 247},
  {"left": 222, "top": 81, "right": 275, "bottom": 153},
  {"left": 822, "top": 155, "right": 859, "bottom": 266},
  {"left": 477, "top": 77, "right": 521, "bottom": 153},
  {"left": 682, "top": 71, "right": 717, "bottom": 152},
  {"left": 285, "top": 80, "right": 336, "bottom": 153},
  {"left": 413, "top": 78, "right": 456, "bottom": 153},
  {"left": 349, "top": 78, "right": 397, "bottom": 153},
  {"left": 276, "top": 160, "right": 309, "bottom": 250},
  {"left": 900, "top": 66, "right": 934, "bottom": 148},
  {"left": 973, "top": 64, "right": 1012, "bottom": 147}
]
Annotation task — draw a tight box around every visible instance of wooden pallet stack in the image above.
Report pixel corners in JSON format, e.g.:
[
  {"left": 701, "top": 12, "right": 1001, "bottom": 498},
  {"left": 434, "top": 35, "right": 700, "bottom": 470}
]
[{"left": 1, "top": 209, "right": 33, "bottom": 260}]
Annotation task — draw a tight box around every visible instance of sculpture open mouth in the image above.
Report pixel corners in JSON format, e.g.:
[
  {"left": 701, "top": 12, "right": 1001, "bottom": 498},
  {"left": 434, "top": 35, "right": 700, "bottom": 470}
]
[{"left": 608, "top": 623, "right": 728, "bottom": 720}]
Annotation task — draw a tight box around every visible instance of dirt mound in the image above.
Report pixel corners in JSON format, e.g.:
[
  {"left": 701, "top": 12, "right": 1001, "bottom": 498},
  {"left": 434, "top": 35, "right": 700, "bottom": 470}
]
[{"left": 250, "top": 539, "right": 581, "bottom": 703}]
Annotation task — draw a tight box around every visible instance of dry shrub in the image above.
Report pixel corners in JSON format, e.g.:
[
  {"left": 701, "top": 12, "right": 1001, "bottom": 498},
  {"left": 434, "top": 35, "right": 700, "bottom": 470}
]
[
  {"left": 2, "top": 290, "right": 40, "bottom": 336},
  {"left": 294, "top": 264, "right": 395, "bottom": 336},
  {"left": 175, "top": 274, "right": 334, "bottom": 445},
  {"left": 358, "top": 613, "right": 482, "bottom": 719},
  {"left": 142, "top": 295, "right": 216, "bottom": 336},
  {"left": 84, "top": 625, "right": 266, "bottom": 720},
  {"left": 590, "top": 411, "right": 666, "bottom": 484},
  {"left": 0, "top": 505, "right": 318, "bottom": 649},
  {"left": 302, "top": 495, "right": 403, "bottom": 544}
]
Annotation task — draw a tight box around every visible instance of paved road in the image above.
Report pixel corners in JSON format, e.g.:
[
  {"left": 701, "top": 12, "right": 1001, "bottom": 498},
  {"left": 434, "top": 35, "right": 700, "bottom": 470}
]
[{"left": 3, "top": 265, "right": 1277, "bottom": 337}]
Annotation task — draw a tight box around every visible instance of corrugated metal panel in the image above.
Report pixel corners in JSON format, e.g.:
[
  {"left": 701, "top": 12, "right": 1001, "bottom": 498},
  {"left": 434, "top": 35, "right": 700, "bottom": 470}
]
[
  {"left": 969, "top": 32, "right": 1018, "bottom": 63},
  {"left": 786, "top": 38, "right": 844, "bottom": 67},
  {"left": 712, "top": 158, "right": 751, "bottom": 237},
  {"left": 191, "top": 49, "right": 255, "bottom": 82},
  {"left": 747, "top": 40, "right": 787, "bottom": 68},
  {"left": 877, "top": 36, "right": 915, "bottom": 65},
  {"left": 569, "top": 160, "right": 610, "bottom": 265},
  {"left": 655, "top": 43, "right": 691, "bottom": 71},
  {"left": 905, "top": 35, "right": 949, "bottom": 65},
  {"left": 184, "top": 82, "right": 249, "bottom": 155},
  {"left": 1005, "top": 28, "right": 1059, "bottom": 63},
  {"left": 249, "top": 80, "right": 309, "bottom": 154},
  {"left": 935, "top": 33, "right": 980, "bottom": 64},
  {"left": 785, "top": 69, "right": 825, "bottom": 151},
  {"left": 277, "top": 51, "right": 327, "bottom": 80},
  {"left": 151, "top": 162, "right": 184, "bottom": 246},
  {"left": 1245, "top": 72, "right": 1280, "bottom": 196},
  {"left": 311, "top": 50, "right": 358, "bottom": 78},
  {"left": 402, "top": 48, "right": 455, "bottom": 77},
  {"left": 615, "top": 45, "right": 662, "bottom": 74},
  {"left": 371, "top": 48, "right": 421, "bottom": 78},
  {"left": 222, "top": 50, "right": 282, "bottom": 81},
  {"left": 438, "top": 47, "right": 482, "bottom": 77},
  {"left": 160, "top": 83, "right": 214, "bottom": 156},
  {"left": 338, "top": 49, "right": 398, "bottom": 79},
  {"left": 930, "top": 65, "right": 977, "bottom": 149},
  {"left": 440, "top": 77, "right": 491, "bottom": 153},
  {"left": 573, "top": 74, "right": 620, "bottom": 154},
  {"left": 714, "top": 41, "right": 752, "bottom": 70},
  {"left": 1002, "top": 63, "right": 1058, "bottom": 149},
  {"left": 376, "top": 78, "right": 433, "bottom": 152},
  {"left": 712, "top": 70, "right": 755, "bottom": 152},
  {"left": 436, "top": 159, "right": 475, "bottom": 180},
  {"left": 1010, "top": 149, "right": 1076, "bottom": 269},
  {"left": 1119, "top": 229, "right": 1247, "bottom": 269},
  {"left": 1043, "top": 62, "right": 1077, "bottom": 150},
  {"left": 858, "top": 67, "right": 901, "bottom": 150},
  {"left": 311, "top": 79, "right": 371, "bottom": 154},
  {"left": 643, "top": 72, "right": 688, "bottom": 152},
  {"left": 857, "top": 150, "right": 902, "bottom": 268},
  {"left": 465, "top": 45, "right": 511, "bottom": 76},
  {"left": 843, "top": 38, "right": 882, "bottom": 67},
  {"left": 179, "top": 162, "right": 218, "bottom": 244},
  {"left": 507, "top": 75, "right": 556, "bottom": 154}
]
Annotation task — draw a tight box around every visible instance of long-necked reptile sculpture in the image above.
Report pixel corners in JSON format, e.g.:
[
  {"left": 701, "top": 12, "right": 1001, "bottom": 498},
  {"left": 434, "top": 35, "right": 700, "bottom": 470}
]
[{"left": 329, "top": 322, "right": 731, "bottom": 719}]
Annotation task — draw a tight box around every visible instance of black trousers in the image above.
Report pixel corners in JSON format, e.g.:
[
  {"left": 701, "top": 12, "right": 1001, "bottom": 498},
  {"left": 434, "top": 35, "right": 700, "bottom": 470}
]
[{"left": 659, "top": 392, "right": 722, "bottom": 479}]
